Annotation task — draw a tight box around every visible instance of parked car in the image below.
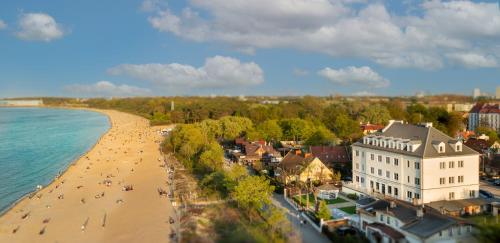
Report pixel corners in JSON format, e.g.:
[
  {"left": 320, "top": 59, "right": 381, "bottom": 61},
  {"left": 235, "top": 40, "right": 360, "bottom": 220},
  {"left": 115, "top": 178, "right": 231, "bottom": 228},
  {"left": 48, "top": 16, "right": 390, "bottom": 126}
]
[
  {"left": 494, "top": 179, "right": 500, "bottom": 186},
  {"left": 336, "top": 226, "right": 358, "bottom": 237},
  {"left": 479, "top": 189, "right": 494, "bottom": 199}
]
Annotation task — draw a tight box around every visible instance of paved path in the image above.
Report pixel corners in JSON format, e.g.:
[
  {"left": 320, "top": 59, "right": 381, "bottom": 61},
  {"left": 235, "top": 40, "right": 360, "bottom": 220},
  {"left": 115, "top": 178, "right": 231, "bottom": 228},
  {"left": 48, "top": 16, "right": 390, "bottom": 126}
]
[
  {"left": 480, "top": 181, "right": 500, "bottom": 198},
  {"left": 271, "top": 194, "right": 330, "bottom": 243}
]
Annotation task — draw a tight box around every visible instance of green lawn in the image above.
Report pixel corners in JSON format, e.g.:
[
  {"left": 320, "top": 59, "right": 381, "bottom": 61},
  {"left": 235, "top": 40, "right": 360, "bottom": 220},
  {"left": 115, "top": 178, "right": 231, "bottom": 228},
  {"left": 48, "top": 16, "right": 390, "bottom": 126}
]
[
  {"left": 293, "top": 194, "right": 348, "bottom": 206},
  {"left": 323, "top": 197, "right": 347, "bottom": 204},
  {"left": 338, "top": 206, "right": 356, "bottom": 215}
]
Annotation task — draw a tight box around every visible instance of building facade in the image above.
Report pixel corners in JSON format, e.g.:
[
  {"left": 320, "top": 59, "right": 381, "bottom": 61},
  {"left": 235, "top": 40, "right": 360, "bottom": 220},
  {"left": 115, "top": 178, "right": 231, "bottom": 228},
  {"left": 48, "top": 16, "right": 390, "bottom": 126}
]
[
  {"left": 348, "top": 121, "right": 479, "bottom": 205},
  {"left": 468, "top": 103, "right": 500, "bottom": 132}
]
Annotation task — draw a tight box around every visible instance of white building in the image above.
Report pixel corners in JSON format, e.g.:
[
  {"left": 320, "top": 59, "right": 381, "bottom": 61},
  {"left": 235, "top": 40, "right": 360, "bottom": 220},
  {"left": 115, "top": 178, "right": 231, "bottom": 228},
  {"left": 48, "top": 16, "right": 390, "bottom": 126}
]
[
  {"left": 468, "top": 103, "right": 500, "bottom": 132},
  {"left": 345, "top": 120, "right": 480, "bottom": 205},
  {"left": 0, "top": 100, "right": 43, "bottom": 106},
  {"left": 473, "top": 88, "right": 481, "bottom": 99}
]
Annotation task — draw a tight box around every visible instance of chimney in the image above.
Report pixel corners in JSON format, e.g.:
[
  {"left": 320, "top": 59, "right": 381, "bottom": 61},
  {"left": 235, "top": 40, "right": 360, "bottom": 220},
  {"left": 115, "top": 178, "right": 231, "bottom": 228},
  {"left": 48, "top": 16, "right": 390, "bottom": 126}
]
[
  {"left": 304, "top": 153, "right": 312, "bottom": 158},
  {"left": 416, "top": 206, "right": 424, "bottom": 218},
  {"left": 390, "top": 201, "right": 397, "bottom": 209},
  {"left": 295, "top": 150, "right": 302, "bottom": 155}
]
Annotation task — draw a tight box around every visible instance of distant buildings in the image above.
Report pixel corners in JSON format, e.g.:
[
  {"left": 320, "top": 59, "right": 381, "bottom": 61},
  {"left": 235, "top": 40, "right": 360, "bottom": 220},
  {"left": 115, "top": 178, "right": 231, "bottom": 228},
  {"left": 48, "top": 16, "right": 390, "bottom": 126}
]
[
  {"left": 346, "top": 120, "right": 480, "bottom": 204},
  {"left": 0, "top": 99, "right": 43, "bottom": 106},
  {"left": 473, "top": 88, "right": 481, "bottom": 99},
  {"left": 361, "top": 123, "right": 385, "bottom": 135},
  {"left": 496, "top": 86, "right": 500, "bottom": 100},
  {"left": 468, "top": 103, "right": 500, "bottom": 132}
]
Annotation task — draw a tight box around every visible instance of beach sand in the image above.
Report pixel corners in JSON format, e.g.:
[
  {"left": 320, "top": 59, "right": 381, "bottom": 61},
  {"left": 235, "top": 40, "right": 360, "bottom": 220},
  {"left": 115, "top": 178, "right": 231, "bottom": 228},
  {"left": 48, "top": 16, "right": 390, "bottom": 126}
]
[{"left": 0, "top": 109, "right": 176, "bottom": 242}]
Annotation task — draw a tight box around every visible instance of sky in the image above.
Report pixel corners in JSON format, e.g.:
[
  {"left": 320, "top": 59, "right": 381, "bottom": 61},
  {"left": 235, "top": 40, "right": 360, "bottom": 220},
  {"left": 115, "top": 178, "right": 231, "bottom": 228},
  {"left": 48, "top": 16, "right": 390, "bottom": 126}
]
[{"left": 1, "top": 0, "right": 500, "bottom": 98}]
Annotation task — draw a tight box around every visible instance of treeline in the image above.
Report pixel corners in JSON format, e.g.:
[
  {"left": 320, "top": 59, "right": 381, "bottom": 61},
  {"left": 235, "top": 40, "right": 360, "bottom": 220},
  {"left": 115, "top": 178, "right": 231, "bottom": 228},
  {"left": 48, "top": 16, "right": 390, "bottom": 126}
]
[
  {"left": 85, "top": 96, "right": 466, "bottom": 140},
  {"left": 164, "top": 117, "right": 291, "bottom": 242}
]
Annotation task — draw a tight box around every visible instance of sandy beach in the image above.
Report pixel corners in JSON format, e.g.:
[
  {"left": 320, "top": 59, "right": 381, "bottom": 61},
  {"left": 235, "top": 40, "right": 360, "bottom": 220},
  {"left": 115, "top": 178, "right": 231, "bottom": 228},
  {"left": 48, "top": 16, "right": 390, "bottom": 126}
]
[{"left": 0, "top": 109, "right": 176, "bottom": 242}]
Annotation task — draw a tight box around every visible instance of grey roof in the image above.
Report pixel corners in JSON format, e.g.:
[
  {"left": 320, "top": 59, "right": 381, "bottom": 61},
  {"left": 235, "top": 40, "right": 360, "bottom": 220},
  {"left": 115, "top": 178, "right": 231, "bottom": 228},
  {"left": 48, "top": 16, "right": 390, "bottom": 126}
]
[
  {"left": 364, "top": 199, "right": 465, "bottom": 239},
  {"left": 354, "top": 123, "right": 479, "bottom": 158},
  {"left": 401, "top": 212, "right": 457, "bottom": 239}
]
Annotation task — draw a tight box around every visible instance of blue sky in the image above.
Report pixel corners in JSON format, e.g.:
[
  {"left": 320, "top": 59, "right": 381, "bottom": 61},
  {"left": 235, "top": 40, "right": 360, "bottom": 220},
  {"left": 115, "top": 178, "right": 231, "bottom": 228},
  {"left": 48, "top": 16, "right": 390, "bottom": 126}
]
[{"left": 0, "top": 0, "right": 500, "bottom": 98}]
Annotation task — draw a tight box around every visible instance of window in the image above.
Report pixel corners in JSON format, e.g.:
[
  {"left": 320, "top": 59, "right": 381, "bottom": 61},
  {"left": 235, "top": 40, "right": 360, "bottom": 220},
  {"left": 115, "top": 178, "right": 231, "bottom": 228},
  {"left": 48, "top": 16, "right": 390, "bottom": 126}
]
[
  {"left": 415, "top": 177, "right": 420, "bottom": 185},
  {"left": 394, "top": 173, "right": 399, "bottom": 181},
  {"left": 362, "top": 151, "right": 365, "bottom": 158},
  {"left": 415, "top": 162, "right": 420, "bottom": 170},
  {"left": 394, "top": 158, "right": 399, "bottom": 166},
  {"left": 449, "top": 177, "right": 455, "bottom": 184},
  {"left": 439, "top": 231, "right": 442, "bottom": 237},
  {"left": 469, "top": 190, "right": 475, "bottom": 197},
  {"left": 371, "top": 167, "right": 375, "bottom": 174},
  {"left": 370, "top": 181, "right": 374, "bottom": 188},
  {"left": 448, "top": 228, "right": 453, "bottom": 236},
  {"left": 378, "top": 169, "right": 382, "bottom": 176},
  {"left": 458, "top": 160, "right": 464, "bottom": 168},
  {"left": 386, "top": 157, "right": 390, "bottom": 164},
  {"left": 394, "top": 188, "right": 398, "bottom": 196},
  {"left": 449, "top": 161, "right": 455, "bottom": 168},
  {"left": 388, "top": 186, "right": 392, "bottom": 194},
  {"left": 458, "top": 175, "right": 464, "bottom": 183},
  {"left": 376, "top": 182, "right": 380, "bottom": 190},
  {"left": 440, "top": 146, "right": 444, "bottom": 153},
  {"left": 408, "top": 176, "right": 410, "bottom": 183},
  {"left": 456, "top": 145, "right": 461, "bottom": 151},
  {"left": 407, "top": 191, "right": 412, "bottom": 198},
  {"left": 386, "top": 171, "right": 390, "bottom": 178},
  {"left": 407, "top": 160, "right": 410, "bottom": 167},
  {"left": 356, "top": 176, "right": 359, "bottom": 182},
  {"left": 380, "top": 214, "right": 384, "bottom": 221},
  {"left": 378, "top": 155, "right": 382, "bottom": 162},
  {"left": 415, "top": 193, "right": 420, "bottom": 199},
  {"left": 440, "top": 162, "right": 445, "bottom": 169},
  {"left": 440, "top": 177, "right": 446, "bottom": 185},
  {"left": 449, "top": 192, "right": 455, "bottom": 200},
  {"left": 467, "top": 226, "right": 471, "bottom": 233},
  {"left": 361, "top": 177, "right": 365, "bottom": 183},
  {"left": 356, "top": 163, "right": 359, "bottom": 170},
  {"left": 355, "top": 150, "right": 359, "bottom": 156},
  {"left": 387, "top": 216, "right": 391, "bottom": 224},
  {"left": 371, "top": 154, "right": 374, "bottom": 160}
]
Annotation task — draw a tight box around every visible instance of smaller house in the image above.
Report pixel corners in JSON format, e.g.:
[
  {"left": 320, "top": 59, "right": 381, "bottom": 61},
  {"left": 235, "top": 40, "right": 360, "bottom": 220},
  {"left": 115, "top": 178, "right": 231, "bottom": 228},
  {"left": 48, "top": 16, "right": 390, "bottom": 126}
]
[
  {"left": 276, "top": 150, "right": 333, "bottom": 184},
  {"left": 316, "top": 184, "right": 340, "bottom": 200},
  {"left": 310, "top": 146, "right": 351, "bottom": 169},
  {"left": 426, "top": 198, "right": 492, "bottom": 217},
  {"left": 358, "top": 199, "right": 476, "bottom": 243},
  {"left": 361, "top": 123, "right": 385, "bottom": 135},
  {"left": 243, "top": 142, "right": 281, "bottom": 166}
]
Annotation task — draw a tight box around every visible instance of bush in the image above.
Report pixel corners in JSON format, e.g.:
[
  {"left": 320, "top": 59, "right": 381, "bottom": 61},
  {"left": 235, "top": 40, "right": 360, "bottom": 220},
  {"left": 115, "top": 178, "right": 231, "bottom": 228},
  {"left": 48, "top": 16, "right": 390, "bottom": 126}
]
[{"left": 346, "top": 193, "right": 359, "bottom": 200}]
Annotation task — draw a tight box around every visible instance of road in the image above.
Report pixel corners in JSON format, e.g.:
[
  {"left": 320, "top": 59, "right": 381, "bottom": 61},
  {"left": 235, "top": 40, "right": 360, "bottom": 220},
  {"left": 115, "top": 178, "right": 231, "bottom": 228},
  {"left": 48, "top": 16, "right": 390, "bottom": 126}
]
[
  {"left": 271, "top": 194, "right": 330, "bottom": 243},
  {"left": 480, "top": 180, "right": 500, "bottom": 198}
]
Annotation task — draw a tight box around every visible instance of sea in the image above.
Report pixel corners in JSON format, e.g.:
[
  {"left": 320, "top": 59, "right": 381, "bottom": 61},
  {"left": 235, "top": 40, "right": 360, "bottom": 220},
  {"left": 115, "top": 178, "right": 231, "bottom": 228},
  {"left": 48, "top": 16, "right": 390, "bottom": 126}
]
[{"left": 0, "top": 108, "right": 110, "bottom": 214}]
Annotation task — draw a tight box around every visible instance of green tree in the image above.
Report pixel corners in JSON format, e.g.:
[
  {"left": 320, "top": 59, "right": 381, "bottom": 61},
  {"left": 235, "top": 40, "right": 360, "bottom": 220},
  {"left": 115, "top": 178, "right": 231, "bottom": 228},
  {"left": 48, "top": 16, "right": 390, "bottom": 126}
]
[
  {"left": 360, "top": 104, "right": 391, "bottom": 125},
  {"left": 257, "top": 120, "right": 283, "bottom": 142},
  {"left": 304, "top": 126, "right": 336, "bottom": 146},
  {"left": 474, "top": 222, "right": 500, "bottom": 243},
  {"left": 279, "top": 118, "right": 314, "bottom": 141},
  {"left": 199, "top": 141, "right": 224, "bottom": 172},
  {"left": 477, "top": 126, "right": 499, "bottom": 142},
  {"left": 220, "top": 116, "right": 254, "bottom": 140},
  {"left": 233, "top": 176, "right": 274, "bottom": 210},
  {"left": 331, "top": 114, "right": 362, "bottom": 141},
  {"left": 317, "top": 200, "right": 331, "bottom": 220}
]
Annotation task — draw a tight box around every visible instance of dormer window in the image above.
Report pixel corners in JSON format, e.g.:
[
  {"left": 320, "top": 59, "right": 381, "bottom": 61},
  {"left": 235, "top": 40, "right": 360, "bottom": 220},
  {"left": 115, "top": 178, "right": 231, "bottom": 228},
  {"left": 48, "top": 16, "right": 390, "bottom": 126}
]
[
  {"left": 432, "top": 141, "right": 446, "bottom": 153},
  {"left": 456, "top": 144, "right": 461, "bottom": 151},
  {"left": 449, "top": 140, "right": 462, "bottom": 152},
  {"left": 439, "top": 146, "right": 444, "bottom": 152}
]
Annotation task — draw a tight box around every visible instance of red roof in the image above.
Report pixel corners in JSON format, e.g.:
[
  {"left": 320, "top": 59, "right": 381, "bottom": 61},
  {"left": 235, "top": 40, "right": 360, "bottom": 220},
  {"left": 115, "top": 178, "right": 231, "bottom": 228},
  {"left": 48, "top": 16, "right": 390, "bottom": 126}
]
[
  {"left": 470, "top": 103, "right": 500, "bottom": 114},
  {"left": 361, "top": 124, "right": 385, "bottom": 131},
  {"left": 310, "top": 146, "right": 350, "bottom": 164}
]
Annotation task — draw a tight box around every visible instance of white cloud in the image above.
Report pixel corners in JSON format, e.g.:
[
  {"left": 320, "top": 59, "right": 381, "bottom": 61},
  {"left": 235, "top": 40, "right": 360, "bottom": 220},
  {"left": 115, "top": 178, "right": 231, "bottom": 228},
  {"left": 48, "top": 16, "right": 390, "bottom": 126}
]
[
  {"left": 0, "top": 20, "right": 7, "bottom": 30},
  {"left": 64, "top": 81, "right": 151, "bottom": 97},
  {"left": 108, "top": 56, "right": 264, "bottom": 89},
  {"left": 318, "top": 66, "right": 389, "bottom": 88},
  {"left": 141, "top": 0, "right": 167, "bottom": 12},
  {"left": 446, "top": 52, "right": 498, "bottom": 68},
  {"left": 293, "top": 68, "right": 309, "bottom": 76},
  {"left": 146, "top": 0, "right": 500, "bottom": 69},
  {"left": 352, "top": 91, "right": 376, "bottom": 96},
  {"left": 16, "top": 13, "right": 65, "bottom": 41}
]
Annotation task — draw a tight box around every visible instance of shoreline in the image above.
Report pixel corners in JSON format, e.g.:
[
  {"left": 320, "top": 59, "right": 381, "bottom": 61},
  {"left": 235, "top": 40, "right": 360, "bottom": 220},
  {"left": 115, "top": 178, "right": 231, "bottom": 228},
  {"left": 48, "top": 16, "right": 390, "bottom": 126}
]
[
  {"left": 0, "top": 108, "right": 112, "bottom": 217},
  {"left": 0, "top": 108, "right": 175, "bottom": 242}
]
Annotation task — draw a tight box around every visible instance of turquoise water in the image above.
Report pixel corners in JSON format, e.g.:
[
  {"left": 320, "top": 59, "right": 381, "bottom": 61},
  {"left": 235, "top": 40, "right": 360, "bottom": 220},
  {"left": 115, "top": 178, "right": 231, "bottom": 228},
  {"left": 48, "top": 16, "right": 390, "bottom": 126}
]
[{"left": 0, "top": 108, "right": 110, "bottom": 213}]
